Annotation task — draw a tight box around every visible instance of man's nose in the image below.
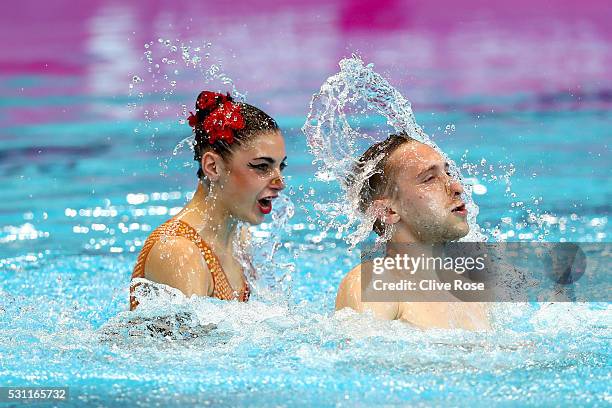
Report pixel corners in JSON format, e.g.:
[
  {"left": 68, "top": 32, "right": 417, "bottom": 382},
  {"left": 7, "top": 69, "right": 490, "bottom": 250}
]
[{"left": 447, "top": 177, "right": 463, "bottom": 196}]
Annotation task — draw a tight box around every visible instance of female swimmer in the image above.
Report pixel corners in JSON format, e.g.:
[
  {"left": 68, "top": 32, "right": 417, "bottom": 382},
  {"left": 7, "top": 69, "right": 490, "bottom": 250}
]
[{"left": 130, "top": 91, "right": 286, "bottom": 310}]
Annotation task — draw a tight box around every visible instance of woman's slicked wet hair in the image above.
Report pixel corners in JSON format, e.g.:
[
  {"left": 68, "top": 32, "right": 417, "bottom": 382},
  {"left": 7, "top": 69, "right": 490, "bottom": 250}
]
[{"left": 192, "top": 92, "right": 279, "bottom": 179}]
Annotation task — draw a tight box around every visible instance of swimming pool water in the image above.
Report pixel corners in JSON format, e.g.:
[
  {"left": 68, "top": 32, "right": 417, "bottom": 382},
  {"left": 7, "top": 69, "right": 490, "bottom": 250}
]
[{"left": 1, "top": 1, "right": 611, "bottom": 406}]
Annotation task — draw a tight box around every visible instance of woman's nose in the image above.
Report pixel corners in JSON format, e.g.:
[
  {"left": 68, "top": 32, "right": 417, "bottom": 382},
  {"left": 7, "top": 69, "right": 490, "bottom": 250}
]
[{"left": 270, "top": 174, "right": 285, "bottom": 191}]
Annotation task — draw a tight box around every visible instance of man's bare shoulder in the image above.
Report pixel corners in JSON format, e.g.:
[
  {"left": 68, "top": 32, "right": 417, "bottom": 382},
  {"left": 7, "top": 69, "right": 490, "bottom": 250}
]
[
  {"left": 336, "top": 263, "right": 364, "bottom": 310},
  {"left": 341, "top": 262, "right": 367, "bottom": 285},
  {"left": 335, "top": 262, "right": 399, "bottom": 320},
  {"left": 336, "top": 262, "right": 374, "bottom": 305}
]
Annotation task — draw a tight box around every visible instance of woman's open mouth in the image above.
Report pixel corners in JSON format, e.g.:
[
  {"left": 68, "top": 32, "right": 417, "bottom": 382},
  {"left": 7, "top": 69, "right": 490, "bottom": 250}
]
[
  {"left": 257, "top": 196, "right": 276, "bottom": 215},
  {"left": 451, "top": 202, "right": 468, "bottom": 217}
]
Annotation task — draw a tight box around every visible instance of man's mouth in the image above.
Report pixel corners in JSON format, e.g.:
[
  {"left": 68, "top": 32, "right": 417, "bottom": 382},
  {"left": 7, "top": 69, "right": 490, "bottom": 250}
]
[
  {"left": 451, "top": 202, "right": 468, "bottom": 217},
  {"left": 257, "top": 195, "right": 277, "bottom": 215}
]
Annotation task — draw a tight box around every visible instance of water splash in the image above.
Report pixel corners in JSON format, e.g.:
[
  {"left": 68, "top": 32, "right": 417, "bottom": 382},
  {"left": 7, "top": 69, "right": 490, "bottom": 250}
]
[
  {"left": 2, "top": 250, "right": 609, "bottom": 406},
  {"left": 233, "top": 194, "right": 296, "bottom": 304},
  {"left": 128, "top": 37, "right": 244, "bottom": 177},
  {"left": 302, "top": 56, "right": 486, "bottom": 246}
]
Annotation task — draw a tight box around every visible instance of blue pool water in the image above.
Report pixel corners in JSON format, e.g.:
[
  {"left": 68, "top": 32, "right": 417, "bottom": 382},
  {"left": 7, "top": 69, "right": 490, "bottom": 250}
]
[
  {"left": 1, "top": 2, "right": 611, "bottom": 406},
  {"left": 1, "top": 83, "right": 610, "bottom": 405}
]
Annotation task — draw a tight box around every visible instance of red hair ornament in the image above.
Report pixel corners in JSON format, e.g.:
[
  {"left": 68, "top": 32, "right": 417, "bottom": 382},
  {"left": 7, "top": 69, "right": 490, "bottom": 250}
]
[
  {"left": 197, "top": 91, "right": 228, "bottom": 111},
  {"left": 187, "top": 92, "right": 245, "bottom": 145}
]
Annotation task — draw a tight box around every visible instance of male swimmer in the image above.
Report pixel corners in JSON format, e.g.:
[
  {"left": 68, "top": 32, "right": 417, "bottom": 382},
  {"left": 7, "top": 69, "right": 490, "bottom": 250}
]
[{"left": 335, "top": 134, "right": 491, "bottom": 331}]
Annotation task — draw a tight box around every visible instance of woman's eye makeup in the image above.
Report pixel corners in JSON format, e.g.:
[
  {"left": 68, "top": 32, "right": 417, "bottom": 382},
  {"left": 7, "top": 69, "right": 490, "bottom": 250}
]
[
  {"left": 248, "top": 161, "right": 287, "bottom": 172},
  {"left": 248, "top": 162, "right": 269, "bottom": 171}
]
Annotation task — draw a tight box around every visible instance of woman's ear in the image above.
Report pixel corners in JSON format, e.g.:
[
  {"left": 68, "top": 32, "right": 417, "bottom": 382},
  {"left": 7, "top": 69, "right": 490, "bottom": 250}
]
[{"left": 201, "top": 151, "right": 224, "bottom": 182}]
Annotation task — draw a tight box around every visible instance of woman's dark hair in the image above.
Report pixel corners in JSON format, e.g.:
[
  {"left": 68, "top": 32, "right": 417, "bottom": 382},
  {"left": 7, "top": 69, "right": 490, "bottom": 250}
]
[
  {"left": 350, "top": 133, "right": 416, "bottom": 235},
  {"left": 192, "top": 91, "right": 279, "bottom": 179}
]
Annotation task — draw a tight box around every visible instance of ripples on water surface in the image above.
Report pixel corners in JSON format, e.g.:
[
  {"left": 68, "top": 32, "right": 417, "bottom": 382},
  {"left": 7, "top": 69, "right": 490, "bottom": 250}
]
[{"left": 1, "top": 1, "right": 611, "bottom": 406}]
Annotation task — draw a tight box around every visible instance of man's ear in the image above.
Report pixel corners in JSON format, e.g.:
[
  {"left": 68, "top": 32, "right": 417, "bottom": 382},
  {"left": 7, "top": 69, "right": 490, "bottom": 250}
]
[
  {"left": 201, "top": 151, "right": 224, "bottom": 182},
  {"left": 370, "top": 198, "right": 400, "bottom": 225}
]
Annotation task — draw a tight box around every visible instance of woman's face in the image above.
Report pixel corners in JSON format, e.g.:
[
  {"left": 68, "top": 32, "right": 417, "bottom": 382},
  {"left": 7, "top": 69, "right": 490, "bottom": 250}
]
[{"left": 217, "top": 130, "right": 287, "bottom": 224}]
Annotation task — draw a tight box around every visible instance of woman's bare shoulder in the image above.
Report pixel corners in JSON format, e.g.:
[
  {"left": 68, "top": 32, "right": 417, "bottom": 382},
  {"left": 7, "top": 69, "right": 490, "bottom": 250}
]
[{"left": 144, "top": 236, "right": 212, "bottom": 297}]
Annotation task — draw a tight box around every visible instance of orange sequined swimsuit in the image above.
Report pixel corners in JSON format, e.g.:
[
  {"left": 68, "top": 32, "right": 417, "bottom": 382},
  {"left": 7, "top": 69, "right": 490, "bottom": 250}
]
[{"left": 130, "top": 219, "right": 250, "bottom": 310}]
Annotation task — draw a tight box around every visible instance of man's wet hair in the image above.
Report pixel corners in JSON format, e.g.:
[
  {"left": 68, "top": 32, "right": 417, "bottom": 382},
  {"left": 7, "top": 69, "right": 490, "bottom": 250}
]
[{"left": 349, "top": 133, "right": 417, "bottom": 235}]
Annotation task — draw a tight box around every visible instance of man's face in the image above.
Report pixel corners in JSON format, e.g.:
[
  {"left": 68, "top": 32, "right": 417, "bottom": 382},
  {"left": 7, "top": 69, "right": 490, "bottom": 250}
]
[{"left": 385, "top": 141, "right": 469, "bottom": 243}]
